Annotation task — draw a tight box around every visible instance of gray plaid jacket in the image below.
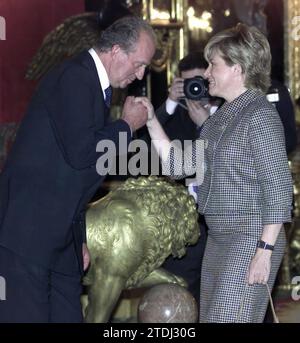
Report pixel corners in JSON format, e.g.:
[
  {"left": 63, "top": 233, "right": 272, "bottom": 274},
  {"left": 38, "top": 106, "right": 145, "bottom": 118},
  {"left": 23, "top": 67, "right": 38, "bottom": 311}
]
[{"left": 165, "top": 89, "right": 293, "bottom": 224}]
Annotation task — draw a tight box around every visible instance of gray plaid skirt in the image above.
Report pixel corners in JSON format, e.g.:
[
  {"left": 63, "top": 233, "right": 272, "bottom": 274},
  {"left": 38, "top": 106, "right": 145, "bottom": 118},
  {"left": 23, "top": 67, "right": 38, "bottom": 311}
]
[{"left": 199, "top": 214, "right": 286, "bottom": 323}]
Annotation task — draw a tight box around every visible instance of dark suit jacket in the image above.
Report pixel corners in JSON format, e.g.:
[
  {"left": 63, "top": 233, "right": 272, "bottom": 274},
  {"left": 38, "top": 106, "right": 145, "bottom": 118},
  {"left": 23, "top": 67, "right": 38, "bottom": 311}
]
[
  {"left": 0, "top": 51, "right": 131, "bottom": 275},
  {"left": 135, "top": 101, "right": 199, "bottom": 178},
  {"left": 156, "top": 101, "right": 199, "bottom": 142},
  {"left": 270, "top": 79, "right": 297, "bottom": 154}
]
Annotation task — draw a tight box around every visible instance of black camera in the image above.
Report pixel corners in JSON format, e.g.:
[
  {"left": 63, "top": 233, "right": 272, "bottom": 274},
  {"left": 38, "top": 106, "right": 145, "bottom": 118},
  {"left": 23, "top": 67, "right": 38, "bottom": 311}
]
[{"left": 183, "top": 76, "right": 209, "bottom": 100}]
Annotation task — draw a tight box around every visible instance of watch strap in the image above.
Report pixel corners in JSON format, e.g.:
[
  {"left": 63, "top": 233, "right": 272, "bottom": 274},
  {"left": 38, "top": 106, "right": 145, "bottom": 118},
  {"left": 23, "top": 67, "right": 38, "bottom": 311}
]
[{"left": 257, "top": 240, "right": 274, "bottom": 251}]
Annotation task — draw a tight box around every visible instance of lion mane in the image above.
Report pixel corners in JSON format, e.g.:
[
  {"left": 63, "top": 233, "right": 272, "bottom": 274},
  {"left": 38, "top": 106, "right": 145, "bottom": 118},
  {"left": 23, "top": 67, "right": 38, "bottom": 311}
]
[{"left": 86, "top": 176, "right": 199, "bottom": 289}]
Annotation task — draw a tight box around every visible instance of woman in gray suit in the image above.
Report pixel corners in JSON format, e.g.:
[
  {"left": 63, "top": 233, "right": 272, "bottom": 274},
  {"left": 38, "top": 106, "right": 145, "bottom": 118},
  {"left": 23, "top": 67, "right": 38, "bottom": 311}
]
[{"left": 137, "top": 23, "right": 293, "bottom": 322}]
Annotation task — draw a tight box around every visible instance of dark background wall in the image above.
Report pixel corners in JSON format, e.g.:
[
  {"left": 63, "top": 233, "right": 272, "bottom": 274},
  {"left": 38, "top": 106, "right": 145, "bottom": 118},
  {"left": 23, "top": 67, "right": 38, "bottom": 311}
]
[
  {"left": 0, "top": 0, "right": 84, "bottom": 123},
  {"left": 0, "top": 0, "right": 285, "bottom": 123}
]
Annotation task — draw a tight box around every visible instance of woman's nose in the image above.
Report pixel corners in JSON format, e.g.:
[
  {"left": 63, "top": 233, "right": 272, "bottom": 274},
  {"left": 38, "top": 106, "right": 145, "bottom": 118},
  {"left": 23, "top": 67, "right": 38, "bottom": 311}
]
[{"left": 204, "top": 67, "right": 210, "bottom": 79}]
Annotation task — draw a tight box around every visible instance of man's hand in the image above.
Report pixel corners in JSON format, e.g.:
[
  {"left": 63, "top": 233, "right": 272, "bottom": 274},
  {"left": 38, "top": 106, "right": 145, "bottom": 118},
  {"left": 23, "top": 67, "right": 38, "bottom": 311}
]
[
  {"left": 82, "top": 243, "right": 90, "bottom": 272},
  {"left": 168, "top": 77, "right": 184, "bottom": 101},
  {"left": 186, "top": 99, "right": 210, "bottom": 126},
  {"left": 134, "top": 97, "right": 155, "bottom": 122},
  {"left": 121, "top": 96, "right": 148, "bottom": 132}
]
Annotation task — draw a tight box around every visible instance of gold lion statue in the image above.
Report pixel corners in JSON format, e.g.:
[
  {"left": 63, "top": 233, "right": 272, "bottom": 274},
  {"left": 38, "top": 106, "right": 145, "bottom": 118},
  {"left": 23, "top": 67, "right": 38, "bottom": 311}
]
[{"left": 83, "top": 176, "right": 199, "bottom": 323}]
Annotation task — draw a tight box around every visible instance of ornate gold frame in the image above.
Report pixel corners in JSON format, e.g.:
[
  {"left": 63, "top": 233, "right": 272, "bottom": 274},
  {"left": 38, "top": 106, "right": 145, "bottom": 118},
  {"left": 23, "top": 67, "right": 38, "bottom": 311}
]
[
  {"left": 285, "top": 0, "right": 300, "bottom": 123},
  {"left": 142, "top": 0, "right": 188, "bottom": 90}
]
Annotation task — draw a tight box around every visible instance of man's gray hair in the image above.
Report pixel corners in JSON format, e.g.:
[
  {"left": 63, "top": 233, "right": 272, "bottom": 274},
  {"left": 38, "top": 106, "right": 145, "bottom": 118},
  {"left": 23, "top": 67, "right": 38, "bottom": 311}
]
[{"left": 96, "top": 16, "right": 156, "bottom": 54}]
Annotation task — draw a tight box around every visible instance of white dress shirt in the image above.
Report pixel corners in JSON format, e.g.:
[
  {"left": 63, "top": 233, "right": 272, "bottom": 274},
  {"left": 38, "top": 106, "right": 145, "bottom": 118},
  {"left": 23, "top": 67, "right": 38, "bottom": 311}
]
[{"left": 88, "top": 48, "right": 110, "bottom": 102}]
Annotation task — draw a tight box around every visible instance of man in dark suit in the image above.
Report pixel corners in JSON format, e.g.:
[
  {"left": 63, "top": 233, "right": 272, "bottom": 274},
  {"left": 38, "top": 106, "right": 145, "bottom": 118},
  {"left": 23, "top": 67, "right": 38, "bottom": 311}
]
[{"left": 0, "top": 16, "right": 156, "bottom": 323}]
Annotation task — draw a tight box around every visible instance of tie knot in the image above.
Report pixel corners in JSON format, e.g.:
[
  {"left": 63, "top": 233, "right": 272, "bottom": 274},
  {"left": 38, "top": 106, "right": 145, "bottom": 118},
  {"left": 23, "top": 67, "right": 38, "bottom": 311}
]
[{"left": 104, "top": 86, "right": 112, "bottom": 108}]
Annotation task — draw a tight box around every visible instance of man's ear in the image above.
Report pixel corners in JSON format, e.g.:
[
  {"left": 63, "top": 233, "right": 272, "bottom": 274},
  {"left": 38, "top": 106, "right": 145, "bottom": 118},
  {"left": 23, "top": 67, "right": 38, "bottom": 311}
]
[{"left": 111, "top": 44, "right": 121, "bottom": 59}]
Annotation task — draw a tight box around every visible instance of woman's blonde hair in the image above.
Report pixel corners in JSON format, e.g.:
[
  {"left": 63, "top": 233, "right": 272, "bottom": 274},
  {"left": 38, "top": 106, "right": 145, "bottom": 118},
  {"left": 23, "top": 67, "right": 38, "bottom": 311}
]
[{"left": 204, "top": 23, "right": 271, "bottom": 93}]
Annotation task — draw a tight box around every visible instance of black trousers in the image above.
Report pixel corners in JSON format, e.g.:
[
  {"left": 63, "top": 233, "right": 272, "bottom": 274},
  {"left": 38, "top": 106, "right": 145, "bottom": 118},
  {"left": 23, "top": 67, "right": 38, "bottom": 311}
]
[
  {"left": 0, "top": 246, "right": 83, "bottom": 323},
  {"left": 162, "top": 216, "right": 207, "bottom": 309}
]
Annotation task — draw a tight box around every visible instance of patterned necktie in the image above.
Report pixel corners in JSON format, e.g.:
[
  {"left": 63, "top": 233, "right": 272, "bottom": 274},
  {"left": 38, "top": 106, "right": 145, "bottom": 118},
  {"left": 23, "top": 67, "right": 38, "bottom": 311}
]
[{"left": 104, "top": 86, "right": 112, "bottom": 108}]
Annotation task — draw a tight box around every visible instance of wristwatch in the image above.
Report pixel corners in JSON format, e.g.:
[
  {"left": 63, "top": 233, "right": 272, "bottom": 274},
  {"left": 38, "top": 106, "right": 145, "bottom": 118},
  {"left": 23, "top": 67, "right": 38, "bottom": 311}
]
[{"left": 257, "top": 240, "right": 274, "bottom": 251}]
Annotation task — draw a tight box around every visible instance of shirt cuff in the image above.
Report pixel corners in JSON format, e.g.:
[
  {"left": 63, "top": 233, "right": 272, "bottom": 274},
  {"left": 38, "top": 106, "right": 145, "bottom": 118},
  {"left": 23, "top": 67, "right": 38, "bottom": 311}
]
[{"left": 166, "top": 98, "right": 178, "bottom": 115}]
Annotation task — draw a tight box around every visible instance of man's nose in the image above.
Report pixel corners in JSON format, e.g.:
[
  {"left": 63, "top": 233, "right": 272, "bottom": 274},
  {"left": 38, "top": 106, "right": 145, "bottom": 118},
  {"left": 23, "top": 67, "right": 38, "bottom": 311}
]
[{"left": 136, "top": 66, "right": 145, "bottom": 80}]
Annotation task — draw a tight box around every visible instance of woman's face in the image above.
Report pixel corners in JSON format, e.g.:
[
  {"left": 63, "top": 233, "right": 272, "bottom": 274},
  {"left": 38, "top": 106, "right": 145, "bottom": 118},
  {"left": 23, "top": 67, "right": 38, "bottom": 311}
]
[{"left": 204, "top": 51, "right": 245, "bottom": 102}]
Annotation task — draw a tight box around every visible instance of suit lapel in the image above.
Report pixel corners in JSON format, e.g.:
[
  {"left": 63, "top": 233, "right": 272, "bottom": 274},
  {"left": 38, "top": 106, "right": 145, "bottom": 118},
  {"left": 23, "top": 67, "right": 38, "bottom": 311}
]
[
  {"left": 211, "top": 89, "right": 263, "bottom": 151},
  {"left": 79, "top": 51, "right": 106, "bottom": 106},
  {"left": 76, "top": 51, "right": 109, "bottom": 127}
]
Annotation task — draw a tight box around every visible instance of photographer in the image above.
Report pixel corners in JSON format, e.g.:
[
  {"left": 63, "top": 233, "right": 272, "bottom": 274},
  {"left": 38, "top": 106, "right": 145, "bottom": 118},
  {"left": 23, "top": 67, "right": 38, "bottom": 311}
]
[{"left": 156, "top": 52, "right": 221, "bottom": 143}]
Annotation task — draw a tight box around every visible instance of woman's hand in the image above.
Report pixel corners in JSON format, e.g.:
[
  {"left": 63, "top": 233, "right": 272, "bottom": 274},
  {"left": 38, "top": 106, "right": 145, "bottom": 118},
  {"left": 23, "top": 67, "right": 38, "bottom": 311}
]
[
  {"left": 185, "top": 99, "right": 210, "bottom": 126},
  {"left": 246, "top": 249, "right": 272, "bottom": 284}
]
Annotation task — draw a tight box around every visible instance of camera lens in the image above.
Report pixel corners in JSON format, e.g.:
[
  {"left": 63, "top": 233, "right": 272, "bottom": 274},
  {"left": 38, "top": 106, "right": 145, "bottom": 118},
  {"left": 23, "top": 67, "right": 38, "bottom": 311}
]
[{"left": 183, "top": 76, "right": 208, "bottom": 100}]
